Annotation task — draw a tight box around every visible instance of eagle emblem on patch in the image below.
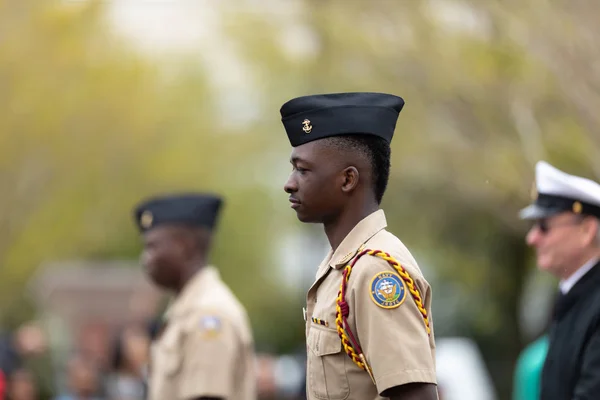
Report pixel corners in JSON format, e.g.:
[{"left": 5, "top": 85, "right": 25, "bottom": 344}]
[
  {"left": 199, "top": 315, "right": 221, "bottom": 338},
  {"left": 370, "top": 271, "right": 406, "bottom": 309}
]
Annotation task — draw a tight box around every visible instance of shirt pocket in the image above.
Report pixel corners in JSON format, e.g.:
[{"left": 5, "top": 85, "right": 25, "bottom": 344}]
[
  {"left": 307, "top": 327, "right": 350, "bottom": 400},
  {"left": 157, "top": 326, "right": 183, "bottom": 377},
  {"left": 149, "top": 332, "right": 183, "bottom": 400}
]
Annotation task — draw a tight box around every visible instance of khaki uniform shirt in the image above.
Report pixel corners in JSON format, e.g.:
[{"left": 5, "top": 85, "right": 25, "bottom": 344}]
[
  {"left": 148, "top": 266, "right": 256, "bottom": 400},
  {"left": 304, "top": 210, "right": 437, "bottom": 400}
]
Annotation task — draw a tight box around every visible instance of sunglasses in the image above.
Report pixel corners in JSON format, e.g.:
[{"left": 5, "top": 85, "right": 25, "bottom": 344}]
[{"left": 533, "top": 217, "right": 584, "bottom": 234}]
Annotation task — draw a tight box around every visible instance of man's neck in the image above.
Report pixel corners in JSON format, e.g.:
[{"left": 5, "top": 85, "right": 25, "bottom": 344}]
[
  {"left": 560, "top": 249, "right": 600, "bottom": 281},
  {"left": 175, "top": 258, "right": 206, "bottom": 294},
  {"left": 324, "top": 200, "right": 379, "bottom": 251}
]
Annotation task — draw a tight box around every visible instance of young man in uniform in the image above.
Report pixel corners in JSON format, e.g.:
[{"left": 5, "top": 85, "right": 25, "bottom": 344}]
[
  {"left": 133, "top": 193, "right": 256, "bottom": 400},
  {"left": 519, "top": 161, "right": 600, "bottom": 399},
  {"left": 280, "top": 92, "right": 438, "bottom": 400}
]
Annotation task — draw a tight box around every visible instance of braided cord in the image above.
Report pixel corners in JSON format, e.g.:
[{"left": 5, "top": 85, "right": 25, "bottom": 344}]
[
  {"left": 335, "top": 265, "right": 365, "bottom": 369},
  {"left": 335, "top": 248, "right": 431, "bottom": 373}
]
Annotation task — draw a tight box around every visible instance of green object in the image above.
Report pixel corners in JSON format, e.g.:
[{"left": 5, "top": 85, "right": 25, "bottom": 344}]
[{"left": 513, "top": 335, "right": 550, "bottom": 400}]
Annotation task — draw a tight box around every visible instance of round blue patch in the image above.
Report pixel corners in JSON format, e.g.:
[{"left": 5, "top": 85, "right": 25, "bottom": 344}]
[
  {"left": 199, "top": 315, "right": 221, "bottom": 338},
  {"left": 369, "top": 271, "right": 407, "bottom": 309}
]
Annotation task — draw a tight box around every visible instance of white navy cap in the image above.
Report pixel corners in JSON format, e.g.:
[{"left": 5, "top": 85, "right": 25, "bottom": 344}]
[{"left": 519, "top": 161, "right": 600, "bottom": 220}]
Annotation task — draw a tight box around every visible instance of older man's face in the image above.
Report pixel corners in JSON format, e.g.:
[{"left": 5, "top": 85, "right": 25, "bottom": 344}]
[{"left": 526, "top": 212, "right": 591, "bottom": 278}]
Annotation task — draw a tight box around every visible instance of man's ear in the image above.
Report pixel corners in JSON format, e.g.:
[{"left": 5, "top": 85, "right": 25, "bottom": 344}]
[
  {"left": 581, "top": 217, "right": 599, "bottom": 247},
  {"left": 341, "top": 166, "right": 359, "bottom": 194}
]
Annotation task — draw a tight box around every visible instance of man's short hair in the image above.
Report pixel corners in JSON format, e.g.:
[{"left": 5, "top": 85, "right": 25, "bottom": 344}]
[{"left": 323, "top": 134, "right": 391, "bottom": 204}]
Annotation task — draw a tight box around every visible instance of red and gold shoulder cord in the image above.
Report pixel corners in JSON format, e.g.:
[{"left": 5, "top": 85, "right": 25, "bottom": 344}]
[{"left": 335, "top": 248, "right": 431, "bottom": 384}]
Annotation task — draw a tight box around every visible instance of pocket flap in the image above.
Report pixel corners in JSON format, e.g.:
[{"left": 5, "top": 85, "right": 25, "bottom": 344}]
[
  {"left": 150, "top": 342, "right": 182, "bottom": 377},
  {"left": 309, "top": 328, "right": 342, "bottom": 356},
  {"left": 163, "top": 350, "right": 182, "bottom": 375},
  {"left": 157, "top": 326, "right": 182, "bottom": 375}
]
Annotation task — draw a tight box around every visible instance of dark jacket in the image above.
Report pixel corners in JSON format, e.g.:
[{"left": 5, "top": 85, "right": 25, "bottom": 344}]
[{"left": 541, "top": 261, "right": 600, "bottom": 400}]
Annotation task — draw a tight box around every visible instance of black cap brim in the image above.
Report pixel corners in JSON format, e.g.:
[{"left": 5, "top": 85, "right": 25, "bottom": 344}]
[{"left": 518, "top": 204, "right": 564, "bottom": 220}]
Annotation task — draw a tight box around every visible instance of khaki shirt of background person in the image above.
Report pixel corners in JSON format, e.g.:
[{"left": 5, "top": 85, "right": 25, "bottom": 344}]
[
  {"left": 148, "top": 266, "right": 256, "bottom": 400},
  {"left": 305, "top": 210, "right": 437, "bottom": 400}
]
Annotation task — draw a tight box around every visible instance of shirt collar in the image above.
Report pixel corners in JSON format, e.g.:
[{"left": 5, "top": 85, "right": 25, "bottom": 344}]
[
  {"left": 165, "top": 266, "right": 218, "bottom": 319},
  {"left": 559, "top": 256, "right": 600, "bottom": 294},
  {"left": 328, "top": 209, "right": 387, "bottom": 269}
]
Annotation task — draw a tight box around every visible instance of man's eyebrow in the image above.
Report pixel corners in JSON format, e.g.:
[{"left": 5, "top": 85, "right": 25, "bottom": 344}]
[
  {"left": 290, "top": 155, "right": 303, "bottom": 164},
  {"left": 291, "top": 154, "right": 314, "bottom": 164}
]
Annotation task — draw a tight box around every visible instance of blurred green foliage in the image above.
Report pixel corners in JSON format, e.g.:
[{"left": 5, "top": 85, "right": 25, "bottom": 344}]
[
  {"left": 2, "top": 0, "right": 600, "bottom": 398},
  {"left": 0, "top": 0, "right": 300, "bottom": 349}
]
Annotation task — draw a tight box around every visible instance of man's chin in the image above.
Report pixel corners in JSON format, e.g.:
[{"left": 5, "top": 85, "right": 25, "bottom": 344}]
[
  {"left": 294, "top": 210, "right": 319, "bottom": 223},
  {"left": 144, "top": 266, "right": 161, "bottom": 285},
  {"left": 296, "top": 214, "right": 314, "bottom": 223},
  {"left": 536, "top": 258, "right": 555, "bottom": 274}
]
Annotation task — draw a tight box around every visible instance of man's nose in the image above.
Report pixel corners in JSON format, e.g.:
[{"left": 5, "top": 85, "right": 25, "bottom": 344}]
[
  {"left": 526, "top": 226, "right": 541, "bottom": 246},
  {"left": 284, "top": 173, "right": 297, "bottom": 194}
]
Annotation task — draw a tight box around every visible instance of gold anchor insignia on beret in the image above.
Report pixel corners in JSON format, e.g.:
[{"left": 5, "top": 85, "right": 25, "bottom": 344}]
[
  {"left": 302, "top": 119, "right": 312, "bottom": 134},
  {"left": 573, "top": 201, "right": 583, "bottom": 214},
  {"left": 140, "top": 211, "right": 153, "bottom": 228}
]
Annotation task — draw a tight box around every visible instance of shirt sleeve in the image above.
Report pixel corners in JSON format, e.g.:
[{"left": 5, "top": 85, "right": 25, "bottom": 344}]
[
  {"left": 574, "top": 326, "right": 600, "bottom": 399},
  {"left": 178, "top": 312, "right": 239, "bottom": 400},
  {"left": 349, "top": 255, "right": 437, "bottom": 394}
]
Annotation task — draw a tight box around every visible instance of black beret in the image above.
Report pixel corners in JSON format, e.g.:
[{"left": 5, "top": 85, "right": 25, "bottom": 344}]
[
  {"left": 133, "top": 193, "right": 223, "bottom": 233},
  {"left": 280, "top": 92, "right": 405, "bottom": 147}
]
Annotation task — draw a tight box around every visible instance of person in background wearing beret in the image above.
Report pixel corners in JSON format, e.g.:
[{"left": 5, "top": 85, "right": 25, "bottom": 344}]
[
  {"left": 520, "top": 161, "right": 600, "bottom": 400},
  {"left": 133, "top": 193, "right": 256, "bottom": 400},
  {"left": 280, "top": 92, "right": 438, "bottom": 400}
]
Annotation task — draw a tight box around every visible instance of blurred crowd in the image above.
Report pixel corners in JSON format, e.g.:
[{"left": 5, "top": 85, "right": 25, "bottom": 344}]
[
  {"left": 0, "top": 319, "right": 307, "bottom": 400},
  {"left": 0, "top": 320, "right": 151, "bottom": 400}
]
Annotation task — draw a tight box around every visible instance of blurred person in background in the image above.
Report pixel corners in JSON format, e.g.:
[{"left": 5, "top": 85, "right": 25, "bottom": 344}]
[
  {"left": 12, "top": 324, "right": 46, "bottom": 358},
  {"left": 512, "top": 334, "right": 549, "bottom": 400},
  {"left": 255, "top": 352, "right": 306, "bottom": 400},
  {"left": 512, "top": 308, "right": 553, "bottom": 400},
  {"left": 0, "top": 331, "right": 19, "bottom": 397},
  {"left": 133, "top": 193, "right": 256, "bottom": 400},
  {"left": 520, "top": 161, "right": 600, "bottom": 399},
  {"left": 255, "top": 354, "right": 277, "bottom": 400},
  {"left": 7, "top": 368, "right": 38, "bottom": 400},
  {"left": 281, "top": 92, "right": 437, "bottom": 400},
  {"left": 4, "top": 322, "right": 53, "bottom": 400},
  {"left": 0, "top": 369, "right": 5, "bottom": 400},
  {"left": 105, "top": 325, "right": 150, "bottom": 400},
  {"left": 54, "top": 354, "right": 104, "bottom": 400}
]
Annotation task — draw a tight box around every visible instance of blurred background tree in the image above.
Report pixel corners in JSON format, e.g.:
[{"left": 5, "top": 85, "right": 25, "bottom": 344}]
[
  {"left": 220, "top": 0, "right": 600, "bottom": 396},
  {"left": 2, "top": 0, "right": 600, "bottom": 398},
  {"left": 0, "top": 0, "right": 291, "bottom": 346}
]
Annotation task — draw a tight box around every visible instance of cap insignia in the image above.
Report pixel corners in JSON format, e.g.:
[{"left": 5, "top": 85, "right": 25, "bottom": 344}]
[
  {"left": 302, "top": 119, "right": 312, "bottom": 134},
  {"left": 140, "top": 211, "right": 153, "bottom": 229}
]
